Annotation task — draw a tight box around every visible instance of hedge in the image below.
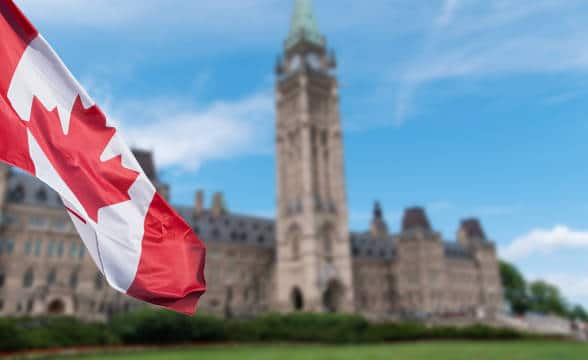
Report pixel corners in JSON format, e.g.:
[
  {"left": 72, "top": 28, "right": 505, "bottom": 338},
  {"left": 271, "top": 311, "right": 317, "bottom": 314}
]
[
  {"left": 0, "top": 316, "right": 118, "bottom": 352},
  {"left": 0, "top": 310, "right": 530, "bottom": 352}
]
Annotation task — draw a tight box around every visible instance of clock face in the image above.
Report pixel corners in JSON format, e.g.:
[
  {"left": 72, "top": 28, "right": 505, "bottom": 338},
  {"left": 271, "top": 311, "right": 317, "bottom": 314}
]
[
  {"left": 290, "top": 55, "right": 301, "bottom": 72},
  {"left": 306, "top": 53, "right": 322, "bottom": 70}
]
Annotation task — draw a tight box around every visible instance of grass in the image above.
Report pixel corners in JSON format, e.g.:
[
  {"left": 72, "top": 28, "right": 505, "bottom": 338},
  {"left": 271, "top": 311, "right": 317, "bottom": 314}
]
[{"left": 47, "top": 341, "right": 588, "bottom": 360}]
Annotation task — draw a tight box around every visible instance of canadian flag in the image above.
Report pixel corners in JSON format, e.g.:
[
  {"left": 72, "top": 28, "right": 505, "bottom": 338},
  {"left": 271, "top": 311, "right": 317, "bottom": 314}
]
[{"left": 0, "top": 1, "right": 206, "bottom": 314}]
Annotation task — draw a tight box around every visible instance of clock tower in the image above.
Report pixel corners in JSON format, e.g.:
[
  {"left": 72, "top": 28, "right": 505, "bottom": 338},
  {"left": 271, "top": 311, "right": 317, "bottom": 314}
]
[{"left": 274, "top": 0, "right": 354, "bottom": 313}]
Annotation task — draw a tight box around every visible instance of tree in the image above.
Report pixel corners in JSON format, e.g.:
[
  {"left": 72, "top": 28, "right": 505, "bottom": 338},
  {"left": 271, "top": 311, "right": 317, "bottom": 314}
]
[
  {"left": 499, "top": 261, "right": 529, "bottom": 314},
  {"left": 570, "top": 305, "right": 588, "bottom": 322},
  {"left": 528, "top": 280, "right": 567, "bottom": 316}
]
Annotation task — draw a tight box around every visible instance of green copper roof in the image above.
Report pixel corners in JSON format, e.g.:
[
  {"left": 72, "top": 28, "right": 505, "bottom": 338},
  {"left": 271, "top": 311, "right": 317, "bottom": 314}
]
[{"left": 285, "top": 0, "right": 325, "bottom": 50}]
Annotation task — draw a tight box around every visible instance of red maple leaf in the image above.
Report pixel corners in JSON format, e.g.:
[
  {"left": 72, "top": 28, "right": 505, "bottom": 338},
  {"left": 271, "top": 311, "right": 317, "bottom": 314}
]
[{"left": 26, "top": 95, "right": 139, "bottom": 222}]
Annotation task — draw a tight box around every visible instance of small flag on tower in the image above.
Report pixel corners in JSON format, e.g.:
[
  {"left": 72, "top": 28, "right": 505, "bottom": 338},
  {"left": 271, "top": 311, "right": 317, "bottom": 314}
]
[{"left": 0, "top": 0, "right": 206, "bottom": 314}]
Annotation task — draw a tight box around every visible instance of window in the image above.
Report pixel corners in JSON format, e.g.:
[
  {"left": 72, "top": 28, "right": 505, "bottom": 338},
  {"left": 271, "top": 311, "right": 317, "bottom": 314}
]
[
  {"left": 36, "top": 188, "right": 47, "bottom": 203},
  {"left": 52, "top": 219, "right": 68, "bottom": 232},
  {"left": 321, "top": 224, "right": 335, "bottom": 258},
  {"left": 0, "top": 239, "right": 10, "bottom": 255},
  {"left": 46, "top": 268, "right": 57, "bottom": 285},
  {"left": 94, "top": 272, "right": 104, "bottom": 290},
  {"left": 3, "top": 214, "right": 19, "bottom": 226},
  {"left": 47, "top": 240, "right": 56, "bottom": 257},
  {"left": 9, "top": 184, "right": 24, "bottom": 202},
  {"left": 287, "top": 225, "right": 302, "bottom": 260},
  {"left": 24, "top": 240, "right": 33, "bottom": 255},
  {"left": 23, "top": 268, "right": 34, "bottom": 288},
  {"left": 5, "top": 239, "right": 14, "bottom": 255},
  {"left": 57, "top": 242, "right": 64, "bottom": 258},
  {"left": 34, "top": 239, "right": 42, "bottom": 256},
  {"left": 0, "top": 269, "right": 5, "bottom": 288},
  {"left": 69, "top": 243, "right": 78, "bottom": 258},
  {"left": 69, "top": 271, "right": 79, "bottom": 290},
  {"left": 28, "top": 216, "right": 45, "bottom": 228}
]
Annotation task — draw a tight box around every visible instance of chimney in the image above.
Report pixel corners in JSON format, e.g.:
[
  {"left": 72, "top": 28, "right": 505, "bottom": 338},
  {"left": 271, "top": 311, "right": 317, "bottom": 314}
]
[
  {"left": 211, "top": 192, "right": 227, "bottom": 217},
  {"left": 194, "top": 190, "right": 204, "bottom": 216}
]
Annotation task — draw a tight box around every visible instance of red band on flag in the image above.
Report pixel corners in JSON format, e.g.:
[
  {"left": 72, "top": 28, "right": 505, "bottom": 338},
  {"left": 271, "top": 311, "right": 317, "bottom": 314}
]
[
  {"left": 0, "top": 0, "right": 37, "bottom": 171},
  {"left": 127, "top": 194, "right": 207, "bottom": 315}
]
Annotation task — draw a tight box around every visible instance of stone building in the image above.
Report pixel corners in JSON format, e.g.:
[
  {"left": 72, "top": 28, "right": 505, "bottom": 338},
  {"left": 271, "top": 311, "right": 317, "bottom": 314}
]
[{"left": 0, "top": 0, "right": 502, "bottom": 321}]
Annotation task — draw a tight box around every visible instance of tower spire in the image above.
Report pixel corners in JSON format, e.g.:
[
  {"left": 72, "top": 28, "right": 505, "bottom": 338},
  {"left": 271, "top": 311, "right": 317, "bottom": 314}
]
[{"left": 286, "top": 0, "right": 325, "bottom": 50}]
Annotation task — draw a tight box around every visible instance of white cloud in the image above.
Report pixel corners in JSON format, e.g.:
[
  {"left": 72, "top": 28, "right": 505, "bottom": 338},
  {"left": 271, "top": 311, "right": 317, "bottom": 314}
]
[
  {"left": 501, "top": 226, "right": 588, "bottom": 261},
  {"left": 101, "top": 91, "right": 274, "bottom": 171},
  {"left": 393, "top": 0, "right": 588, "bottom": 124}
]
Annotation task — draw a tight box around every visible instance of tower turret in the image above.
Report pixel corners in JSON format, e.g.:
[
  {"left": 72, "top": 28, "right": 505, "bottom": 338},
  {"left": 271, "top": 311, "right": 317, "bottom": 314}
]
[
  {"left": 275, "top": 0, "right": 354, "bottom": 313},
  {"left": 370, "top": 201, "right": 389, "bottom": 237}
]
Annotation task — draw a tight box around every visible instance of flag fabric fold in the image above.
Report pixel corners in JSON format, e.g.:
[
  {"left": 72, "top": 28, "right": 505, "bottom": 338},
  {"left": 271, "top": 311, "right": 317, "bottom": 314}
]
[{"left": 0, "top": 0, "right": 206, "bottom": 315}]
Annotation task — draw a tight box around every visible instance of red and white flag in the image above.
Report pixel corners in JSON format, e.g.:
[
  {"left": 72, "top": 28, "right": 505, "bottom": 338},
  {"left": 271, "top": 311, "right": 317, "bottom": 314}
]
[{"left": 0, "top": 1, "right": 206, "bottom": 314}]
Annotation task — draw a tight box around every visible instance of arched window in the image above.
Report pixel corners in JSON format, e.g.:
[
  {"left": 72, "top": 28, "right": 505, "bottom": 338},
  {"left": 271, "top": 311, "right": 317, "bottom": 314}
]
[
  {"left": 23, "top": 268, "right": 34, "bottom": 288},
  {"left": 46, "top": 268, "right": 57, "bottom": 285},
  {"left": 291, "top": 287, "right": 304, "bottom": 311}
]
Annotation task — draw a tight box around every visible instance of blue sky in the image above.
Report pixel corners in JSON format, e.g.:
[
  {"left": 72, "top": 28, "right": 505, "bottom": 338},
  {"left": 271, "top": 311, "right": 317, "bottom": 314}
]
[{"left": 15, "top": 0, "right": 588, "bottom": 308}]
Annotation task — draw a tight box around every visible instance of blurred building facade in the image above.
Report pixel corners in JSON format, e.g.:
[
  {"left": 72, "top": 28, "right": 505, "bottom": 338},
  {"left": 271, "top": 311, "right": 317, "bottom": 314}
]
[{"left": 0, "top": 0, "right": 502, "bottom": 321}]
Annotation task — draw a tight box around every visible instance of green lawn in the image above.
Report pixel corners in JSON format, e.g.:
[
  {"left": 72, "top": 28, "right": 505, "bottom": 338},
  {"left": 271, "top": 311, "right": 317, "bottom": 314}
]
[{"left": 49, "top": 342, "right": 588, "bottom": 360}]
